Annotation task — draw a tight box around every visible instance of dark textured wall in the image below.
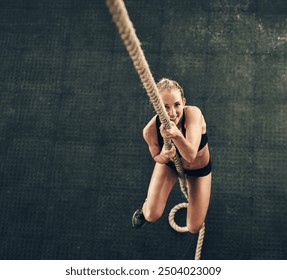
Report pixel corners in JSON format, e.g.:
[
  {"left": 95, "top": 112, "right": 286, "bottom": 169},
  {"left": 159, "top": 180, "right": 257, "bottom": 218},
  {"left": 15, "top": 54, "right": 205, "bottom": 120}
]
[{"left": 0, "top": 0, "right": 286, "bottom": 260}]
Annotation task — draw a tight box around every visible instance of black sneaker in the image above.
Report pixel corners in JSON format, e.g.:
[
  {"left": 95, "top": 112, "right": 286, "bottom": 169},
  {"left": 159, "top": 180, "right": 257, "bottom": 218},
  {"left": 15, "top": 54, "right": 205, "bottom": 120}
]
[{"left": 132, "top": 208, "right": 149, "bottom": 229}]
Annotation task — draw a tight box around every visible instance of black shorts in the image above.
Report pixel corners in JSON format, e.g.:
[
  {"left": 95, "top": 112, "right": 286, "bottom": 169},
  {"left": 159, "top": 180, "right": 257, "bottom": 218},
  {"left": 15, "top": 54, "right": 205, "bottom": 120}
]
[{"left": 166, "top": 160, "right": 212, "bottom": 177}]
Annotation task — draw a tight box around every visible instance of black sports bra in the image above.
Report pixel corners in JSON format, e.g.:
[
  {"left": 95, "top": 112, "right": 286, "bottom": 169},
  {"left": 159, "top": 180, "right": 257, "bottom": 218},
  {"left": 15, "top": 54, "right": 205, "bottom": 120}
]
[{"left": 155, "top": 110, "right": 208, "bottom": 154}]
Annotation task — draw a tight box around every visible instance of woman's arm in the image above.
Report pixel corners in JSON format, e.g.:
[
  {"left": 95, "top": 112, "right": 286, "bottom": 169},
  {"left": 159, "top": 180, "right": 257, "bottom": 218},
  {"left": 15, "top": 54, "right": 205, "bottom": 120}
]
[
  {"left": 160, "top": 106, "right": 203, "bottom": 163},
  {"left": 143, "top": 116, "right": 176, "bottom": 164}
]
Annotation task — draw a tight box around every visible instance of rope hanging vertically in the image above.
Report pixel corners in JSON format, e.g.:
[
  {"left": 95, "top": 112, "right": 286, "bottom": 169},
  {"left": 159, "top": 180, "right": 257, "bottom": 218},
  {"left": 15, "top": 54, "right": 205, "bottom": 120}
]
[{"left": 105, "top": 0, "right": 205, "bottom": 259}]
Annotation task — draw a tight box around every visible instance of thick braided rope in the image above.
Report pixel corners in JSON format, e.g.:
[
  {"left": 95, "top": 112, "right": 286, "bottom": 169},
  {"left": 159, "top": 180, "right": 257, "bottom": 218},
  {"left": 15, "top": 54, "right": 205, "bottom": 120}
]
[
  {"left": 105, "top": 0, "right": 205, "bottom": 259},
  {"left": 195, "top": 223, "right": 205, "bottom": 260},
  {"left": 168, "top": 202, "right": 188, "bottom": 232},
  {"left": 169, "top": 203, "right": 206, "bottom": 259},
  {"left": 105, "top": 0, "right": 187, "bottom": 199}
]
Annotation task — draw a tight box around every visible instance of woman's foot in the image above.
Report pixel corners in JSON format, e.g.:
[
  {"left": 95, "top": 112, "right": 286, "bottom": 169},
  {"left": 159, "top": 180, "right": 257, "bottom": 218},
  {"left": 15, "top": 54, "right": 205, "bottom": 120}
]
[{"left": 132, "top": 208, "right": 149, "bottom": 229}]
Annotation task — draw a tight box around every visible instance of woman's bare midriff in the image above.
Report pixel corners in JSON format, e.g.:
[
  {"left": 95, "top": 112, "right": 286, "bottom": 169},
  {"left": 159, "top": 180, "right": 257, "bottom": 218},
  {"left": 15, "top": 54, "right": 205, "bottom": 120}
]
[{"left": 180, "top": 144, "right": 210, "bottom": 170}]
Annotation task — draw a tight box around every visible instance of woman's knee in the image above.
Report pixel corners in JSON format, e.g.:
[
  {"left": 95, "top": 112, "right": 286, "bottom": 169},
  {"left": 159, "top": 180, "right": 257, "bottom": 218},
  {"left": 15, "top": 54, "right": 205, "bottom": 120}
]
[
  {"left": 143, "top": 207, "right": 163, "bottom": 222},
  {"left": 186, "top": 219, "right": 204, "bottom": 234}
]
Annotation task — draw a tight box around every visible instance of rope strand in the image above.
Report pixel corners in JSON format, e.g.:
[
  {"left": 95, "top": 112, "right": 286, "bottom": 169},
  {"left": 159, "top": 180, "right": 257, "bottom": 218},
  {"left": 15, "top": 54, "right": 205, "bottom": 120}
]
[{"left": 105, "top": 0, "right": 205, "bottom": 259}]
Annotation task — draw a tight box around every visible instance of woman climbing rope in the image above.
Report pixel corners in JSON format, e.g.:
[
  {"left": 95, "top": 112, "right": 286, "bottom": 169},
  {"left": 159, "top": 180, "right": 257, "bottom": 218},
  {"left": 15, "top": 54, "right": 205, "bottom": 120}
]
[{"left": 132, "top": 78, "right": 212, "bottom": 234}]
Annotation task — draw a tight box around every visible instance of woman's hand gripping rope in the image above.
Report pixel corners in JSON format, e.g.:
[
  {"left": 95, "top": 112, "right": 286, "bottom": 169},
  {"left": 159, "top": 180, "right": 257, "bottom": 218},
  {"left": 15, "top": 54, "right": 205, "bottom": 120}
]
[{"left": 160, "top": 122, "right": 179, "bottom": 161}]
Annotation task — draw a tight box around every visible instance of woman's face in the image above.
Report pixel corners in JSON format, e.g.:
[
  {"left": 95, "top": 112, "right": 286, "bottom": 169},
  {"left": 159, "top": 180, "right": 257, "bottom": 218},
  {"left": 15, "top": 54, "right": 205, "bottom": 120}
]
[{"left": 160, "top": 89, "right": 186, "bottom": 125}]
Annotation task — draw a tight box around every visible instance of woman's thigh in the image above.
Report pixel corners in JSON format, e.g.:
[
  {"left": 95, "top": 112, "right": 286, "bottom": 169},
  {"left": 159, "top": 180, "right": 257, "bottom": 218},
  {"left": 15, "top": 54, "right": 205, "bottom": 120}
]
[
  {"left": 186, "top": 173, "right": 212, "bottom": 233},
  {"left": 143, "top": 163, "right": 178, "bottom": 221}
]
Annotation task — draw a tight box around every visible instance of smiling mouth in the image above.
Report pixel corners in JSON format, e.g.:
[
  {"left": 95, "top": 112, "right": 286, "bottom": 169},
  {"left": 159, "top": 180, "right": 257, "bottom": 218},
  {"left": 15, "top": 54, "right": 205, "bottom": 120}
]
[{"left": 170, "top": 117, "right": 177, "bottom": 121}]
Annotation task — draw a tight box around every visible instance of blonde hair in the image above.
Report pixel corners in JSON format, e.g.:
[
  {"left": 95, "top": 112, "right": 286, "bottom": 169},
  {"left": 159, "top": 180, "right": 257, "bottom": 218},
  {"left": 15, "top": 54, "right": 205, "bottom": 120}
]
[{"left": 156, "top": 78, "right": 185, "bottom": 98}]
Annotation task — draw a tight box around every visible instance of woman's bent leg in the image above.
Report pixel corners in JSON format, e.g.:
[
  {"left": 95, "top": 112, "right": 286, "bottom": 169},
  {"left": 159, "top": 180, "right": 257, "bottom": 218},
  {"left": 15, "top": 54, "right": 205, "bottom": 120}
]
[
  {"left": 142, "top": 163, "right": 178, "bottom": 222},
  {"left": 186, "top": 173, "right": 212, "bottom": 233}
]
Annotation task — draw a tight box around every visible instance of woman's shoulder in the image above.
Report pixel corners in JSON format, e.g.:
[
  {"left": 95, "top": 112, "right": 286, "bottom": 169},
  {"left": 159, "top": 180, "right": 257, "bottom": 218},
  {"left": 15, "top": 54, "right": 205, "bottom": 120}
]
[
  {"left": 143, "top": 115, "right": 158, "bottom": 141},
  {"left": 184, "top": 106, "right": 206, "bottom": 129},
  {"left": 184, "top": 105, "right": 202, "bottom": 116},
  {"left": 144, "top": 115, "right": 158, "bottom": 129}
]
